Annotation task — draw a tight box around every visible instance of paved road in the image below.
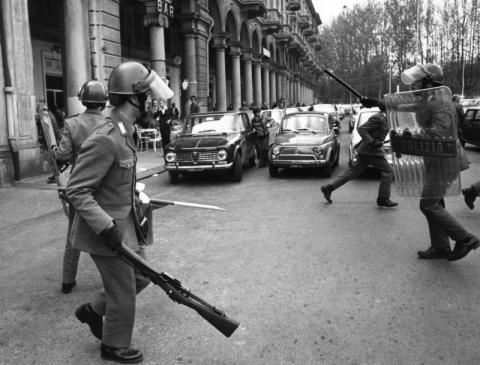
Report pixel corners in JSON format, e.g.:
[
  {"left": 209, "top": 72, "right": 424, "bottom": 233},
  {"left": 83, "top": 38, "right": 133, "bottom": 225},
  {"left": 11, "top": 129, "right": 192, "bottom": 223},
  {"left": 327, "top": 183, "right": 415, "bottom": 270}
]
[{"left": 1, "top": 121, "right": 480, "bottom": 364}]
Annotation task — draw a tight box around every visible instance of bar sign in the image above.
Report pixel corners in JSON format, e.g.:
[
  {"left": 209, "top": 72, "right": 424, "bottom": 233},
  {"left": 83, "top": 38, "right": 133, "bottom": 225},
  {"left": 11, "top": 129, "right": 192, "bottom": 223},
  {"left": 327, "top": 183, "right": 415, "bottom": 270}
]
[{"left": 158, "top": 0, "right": 174, "bottom": 18}]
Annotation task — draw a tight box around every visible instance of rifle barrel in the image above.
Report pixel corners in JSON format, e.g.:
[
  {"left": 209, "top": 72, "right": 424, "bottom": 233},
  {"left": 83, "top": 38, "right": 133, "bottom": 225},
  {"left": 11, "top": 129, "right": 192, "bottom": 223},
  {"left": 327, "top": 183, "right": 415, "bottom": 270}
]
[{"left": 323, "top": 69, "right": 363, "bottom": 99}]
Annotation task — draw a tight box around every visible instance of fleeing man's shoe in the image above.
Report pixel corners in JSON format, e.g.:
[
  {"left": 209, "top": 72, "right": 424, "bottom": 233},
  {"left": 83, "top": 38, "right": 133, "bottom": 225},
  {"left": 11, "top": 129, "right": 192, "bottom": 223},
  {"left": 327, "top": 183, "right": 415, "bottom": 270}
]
[
  {"left": 62, "top": 281, "right": 76, "bottom": 294},
  {"left": 417, "top": 247, "right": 451, "bottom": 259},
  {"left": 320, "top": 185, "right": 333, "bottom": 204},
  {"left": 75, "top": 303, "right": 103, "bottom": 340},
  {"left": 377, "top": 197, "right": 398, "bottom": 208},
  {"left": 101, "top": 343, "right": 143, "bottom": 364},
  {"left": 462, "top": 186, "right": 477, "bottom": 210},
  {"left": 448, "top": 236, "right": 480, "bottom": 261}
]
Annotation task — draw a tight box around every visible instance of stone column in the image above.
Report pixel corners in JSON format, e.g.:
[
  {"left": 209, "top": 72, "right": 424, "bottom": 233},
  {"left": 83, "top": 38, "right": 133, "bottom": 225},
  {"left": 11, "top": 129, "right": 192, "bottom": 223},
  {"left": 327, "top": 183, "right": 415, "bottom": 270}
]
[
  {"left": 252, "top": 55, "right": 262, "bottom": 108},
  {"left": 144, "top": 13, "right": 169, "bottom": 80},
  {"left": 213, "top": 35, "right": 227, "bottom": 111},
  {"left": 276, "top": 72, "right": 282, "bottom": 105},
  {"left": 64, "top": 1, "right": 90, "bottom": 115},
  {"left": 184, "top": 33, "right": 197, "bottom": 114},
  {"left": 262, "top": 61, "right": 270, "bottom": 109},
  {"left": 0, "top": 0, "right": 39, "bottom": 183},
  {"left": 270, "top": 68, "right": 276, "bottom": 107},
  {"left": 229, "top": 44, "right": 242, "bottom": 111},
  {"left": 242, "top": 50, "right": 253, "bottom": 105}
]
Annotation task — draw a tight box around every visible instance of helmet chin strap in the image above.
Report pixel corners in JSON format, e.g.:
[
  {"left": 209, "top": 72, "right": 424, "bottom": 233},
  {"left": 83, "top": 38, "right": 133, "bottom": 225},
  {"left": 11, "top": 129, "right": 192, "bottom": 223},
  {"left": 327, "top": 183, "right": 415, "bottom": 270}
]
[{"left": 127, "top": 97, "right": 141, "bottom": 109}]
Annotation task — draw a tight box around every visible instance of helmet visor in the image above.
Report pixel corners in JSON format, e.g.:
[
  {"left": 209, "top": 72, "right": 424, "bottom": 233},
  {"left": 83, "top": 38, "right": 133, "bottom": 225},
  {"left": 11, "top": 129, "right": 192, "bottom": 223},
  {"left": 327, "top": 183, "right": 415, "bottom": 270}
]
[
  {"left": 140, "top": 70, "right": 174, "bottom": 100},
  {"left": 401, "top": 64, "right": 428, "bottom": 85}
]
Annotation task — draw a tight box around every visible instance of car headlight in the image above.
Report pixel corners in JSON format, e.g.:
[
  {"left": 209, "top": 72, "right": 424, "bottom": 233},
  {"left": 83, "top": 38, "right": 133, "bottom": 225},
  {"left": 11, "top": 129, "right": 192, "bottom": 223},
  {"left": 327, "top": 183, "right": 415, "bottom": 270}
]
[
  {"left": 165, "top": 152, "right": 176, "bottom": 162},
  {"left": 218, "top": 149, "right": 227, "bottom": 161},
  {"left": 313, "top": 144, "right": 328, "bottom": 158},
  {"left": 272, "top": 146, "right": 280, "bottom": 155}
]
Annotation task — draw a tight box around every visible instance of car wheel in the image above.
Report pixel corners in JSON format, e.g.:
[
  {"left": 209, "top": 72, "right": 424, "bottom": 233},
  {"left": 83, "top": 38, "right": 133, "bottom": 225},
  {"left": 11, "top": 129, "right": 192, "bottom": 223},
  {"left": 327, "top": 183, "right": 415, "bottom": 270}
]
[
  {"left": 168, "top": 171, "right": 180, "bottom": 184},
  {"left": 322, "top": 162, "right": 332, "bottom": 178},
  {"left": 269, "top": 164, "right": 279, "bottom": 177},
  {"left": 230, "top": 154, "right": 243, "bottom": 182},
  {"left": 248, "top": 147, "right": 258, "bottom": 167}
]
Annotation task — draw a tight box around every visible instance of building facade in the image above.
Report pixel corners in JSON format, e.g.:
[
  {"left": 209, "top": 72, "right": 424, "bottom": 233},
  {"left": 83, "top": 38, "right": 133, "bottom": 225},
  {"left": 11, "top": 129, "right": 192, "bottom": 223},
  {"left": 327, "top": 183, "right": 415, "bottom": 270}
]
[{"left": 0, "top": 0, "right": 323, "bottom": 185}]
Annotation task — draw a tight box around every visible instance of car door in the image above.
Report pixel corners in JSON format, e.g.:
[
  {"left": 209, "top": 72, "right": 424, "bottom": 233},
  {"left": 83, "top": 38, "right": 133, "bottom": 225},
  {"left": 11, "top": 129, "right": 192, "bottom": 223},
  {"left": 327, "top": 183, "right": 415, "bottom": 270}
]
[
  {"left": 472, "top": 110, "right": 480, "bottom": 144},
  {"left": 240, "top": 113, "right": 255, "bottom": 164},
  {"left": 463, "top": 109, "right": 477, "bottom": 143}
]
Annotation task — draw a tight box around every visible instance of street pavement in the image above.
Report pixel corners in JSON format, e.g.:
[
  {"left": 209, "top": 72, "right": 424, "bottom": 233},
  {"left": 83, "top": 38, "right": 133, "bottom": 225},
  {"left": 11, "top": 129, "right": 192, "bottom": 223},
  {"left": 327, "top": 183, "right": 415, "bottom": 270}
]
[{"left": 2, "top": 126, "right": 480, "bottom": 364}]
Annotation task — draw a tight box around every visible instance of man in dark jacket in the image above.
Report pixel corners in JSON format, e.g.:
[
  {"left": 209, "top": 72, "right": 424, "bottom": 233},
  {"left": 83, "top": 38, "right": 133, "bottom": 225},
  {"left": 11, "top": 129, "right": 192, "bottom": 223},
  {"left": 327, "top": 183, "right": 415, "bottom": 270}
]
[
  {"left": 251, "top": 107, "right": 270, "bottom": 167},
  {"left": 320, "top": 102, "right": 398, "bottom": 207},
  {"left": 154, "top": 98, "right": 172, "bottom": 154}
]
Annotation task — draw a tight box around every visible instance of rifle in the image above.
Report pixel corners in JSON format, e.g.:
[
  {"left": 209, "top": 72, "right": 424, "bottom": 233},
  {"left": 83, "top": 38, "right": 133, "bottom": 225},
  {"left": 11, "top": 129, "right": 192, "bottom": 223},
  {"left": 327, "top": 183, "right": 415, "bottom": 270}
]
[
  {"left": 149, "top": 198, "right": 225, "bottom": 211},
  {"left": 38, "top": 108, "right": 69, "bottom": 216},
  {"left": 113, "top": 242, "right": 240, "bottom": 338},
  {"left": 322, "top": 69, "right": 363, "bottom": 99}
]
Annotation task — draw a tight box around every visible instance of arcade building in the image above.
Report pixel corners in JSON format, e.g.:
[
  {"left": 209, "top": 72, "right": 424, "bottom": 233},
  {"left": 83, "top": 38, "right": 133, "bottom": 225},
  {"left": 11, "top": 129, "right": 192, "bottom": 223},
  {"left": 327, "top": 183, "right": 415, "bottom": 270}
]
[{"left": 0, "top": 0, "right": 323, "bottom": 185}]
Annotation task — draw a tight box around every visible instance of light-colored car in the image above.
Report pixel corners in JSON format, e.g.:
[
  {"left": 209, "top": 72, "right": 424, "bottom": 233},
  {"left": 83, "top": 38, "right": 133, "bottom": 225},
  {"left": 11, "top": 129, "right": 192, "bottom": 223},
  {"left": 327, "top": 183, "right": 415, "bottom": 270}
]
[
  {"left": 348, "top": 107, "right": 392, "bottom": 166},
  {"left": 460, "top": 98, "right": 480, "bottom": 112},
  {"left": 268, "top": 112, "right": 340, "bottom": 177}
]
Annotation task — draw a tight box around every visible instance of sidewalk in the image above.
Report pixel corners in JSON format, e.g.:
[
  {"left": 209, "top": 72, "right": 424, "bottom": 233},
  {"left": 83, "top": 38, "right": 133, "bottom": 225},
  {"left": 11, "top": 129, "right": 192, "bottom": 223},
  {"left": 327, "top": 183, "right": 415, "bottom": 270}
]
[{"left": 0, "top": 150, "right": 165, "bottom": 230}]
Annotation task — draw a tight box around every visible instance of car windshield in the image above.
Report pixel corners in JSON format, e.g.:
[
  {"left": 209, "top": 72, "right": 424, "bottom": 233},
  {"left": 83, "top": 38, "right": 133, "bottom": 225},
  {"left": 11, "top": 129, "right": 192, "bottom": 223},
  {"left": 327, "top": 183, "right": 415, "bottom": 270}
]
[
  {"left": 183, "top": 114, "right": 237, "bottom": 134},
  {"left": 282, "top": 115, "right": 328, "bottom": 133}
]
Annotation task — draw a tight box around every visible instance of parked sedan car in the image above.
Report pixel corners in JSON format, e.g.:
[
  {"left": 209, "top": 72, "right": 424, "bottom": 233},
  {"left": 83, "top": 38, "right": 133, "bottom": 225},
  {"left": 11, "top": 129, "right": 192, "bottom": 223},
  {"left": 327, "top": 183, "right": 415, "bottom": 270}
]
[
  {"left": 268, "top": 112, "right": 340, "bottom": 177},
  {"left": 348, "top": 107, "right": 392, "bottom": 166},
  {"left": 164, "top": 111, "right": 257, "bottom": 183},
  {"left": 459, "top": 106, "right": 480, "bottom": 147}
]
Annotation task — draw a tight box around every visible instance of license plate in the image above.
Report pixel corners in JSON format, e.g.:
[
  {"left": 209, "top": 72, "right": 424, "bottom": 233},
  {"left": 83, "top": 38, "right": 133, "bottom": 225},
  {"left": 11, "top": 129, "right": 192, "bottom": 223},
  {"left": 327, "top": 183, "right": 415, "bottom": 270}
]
[
  {"left": 187, "top": 168, "right": 203, "bottom": 172},
  {"left": 290, "top": 164, "right": 302, "bottom": 168}
]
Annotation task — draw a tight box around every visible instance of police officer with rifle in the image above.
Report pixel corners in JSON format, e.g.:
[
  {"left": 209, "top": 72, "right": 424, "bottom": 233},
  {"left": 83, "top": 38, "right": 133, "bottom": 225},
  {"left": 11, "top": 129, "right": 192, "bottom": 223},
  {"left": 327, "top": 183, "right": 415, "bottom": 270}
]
[{"left": 66, "top": 61, "right": 174, "bottom": 363}]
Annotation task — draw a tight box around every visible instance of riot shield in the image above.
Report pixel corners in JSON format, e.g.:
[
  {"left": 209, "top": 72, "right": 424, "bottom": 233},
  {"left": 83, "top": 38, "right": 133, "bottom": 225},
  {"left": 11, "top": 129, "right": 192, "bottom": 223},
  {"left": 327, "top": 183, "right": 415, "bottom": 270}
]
[{"left": 385, "top": 86, "right": 460, "bottom": 198}]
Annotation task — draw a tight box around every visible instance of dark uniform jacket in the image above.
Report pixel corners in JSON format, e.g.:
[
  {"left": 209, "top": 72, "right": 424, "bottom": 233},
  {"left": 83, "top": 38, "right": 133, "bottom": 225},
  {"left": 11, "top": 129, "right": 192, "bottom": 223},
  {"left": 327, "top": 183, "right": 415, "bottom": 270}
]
[
  {"left": 54, "top": 109, "right": 105, "bottom": 168},
  {"left": 357, "top": 111, "right": 388, "bottom": 156},
  {"left": 66, "top": 109, "right": 139, "bottom": 257}
]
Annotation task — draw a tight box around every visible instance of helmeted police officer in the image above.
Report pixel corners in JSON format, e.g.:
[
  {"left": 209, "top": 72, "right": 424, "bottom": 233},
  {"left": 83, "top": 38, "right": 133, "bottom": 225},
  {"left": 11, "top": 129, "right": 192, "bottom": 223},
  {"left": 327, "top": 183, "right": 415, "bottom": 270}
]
[
  {"left": 53, "top": 80, "right": 108, "bottom": 294},
  {"left": 66, "top": 61, "right": 173, "bottom": 363},
  {"left": 400, "top": 64, "right": 479, "bottom": 261}
]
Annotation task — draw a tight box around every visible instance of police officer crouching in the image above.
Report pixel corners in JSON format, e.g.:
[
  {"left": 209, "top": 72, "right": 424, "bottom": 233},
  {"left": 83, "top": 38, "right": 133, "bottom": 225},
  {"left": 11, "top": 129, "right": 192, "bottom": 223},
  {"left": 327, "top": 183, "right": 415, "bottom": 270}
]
[{"left": 66, "top": 61, "right": 173, "bottom": 363}]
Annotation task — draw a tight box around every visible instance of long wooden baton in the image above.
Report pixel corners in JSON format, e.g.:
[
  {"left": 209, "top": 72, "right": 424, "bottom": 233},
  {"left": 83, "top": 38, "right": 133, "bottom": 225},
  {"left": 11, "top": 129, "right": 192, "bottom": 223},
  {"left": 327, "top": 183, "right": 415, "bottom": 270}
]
[{"left": 323, "top": 69, "right": 363, "bottom": 99}]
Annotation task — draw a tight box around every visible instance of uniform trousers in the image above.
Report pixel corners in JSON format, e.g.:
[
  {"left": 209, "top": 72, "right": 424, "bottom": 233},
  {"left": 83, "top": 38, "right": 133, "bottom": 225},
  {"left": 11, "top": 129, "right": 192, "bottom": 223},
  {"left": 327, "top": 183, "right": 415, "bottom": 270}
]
[
  {"left": 63, "top": 207, "right": 80, "bottom": 284},
  {"left": 90, "top": 247, "right": 150, "bottom": 348},
  {"left": 330, "top": 154, "right": 393, "bottom": 198}
]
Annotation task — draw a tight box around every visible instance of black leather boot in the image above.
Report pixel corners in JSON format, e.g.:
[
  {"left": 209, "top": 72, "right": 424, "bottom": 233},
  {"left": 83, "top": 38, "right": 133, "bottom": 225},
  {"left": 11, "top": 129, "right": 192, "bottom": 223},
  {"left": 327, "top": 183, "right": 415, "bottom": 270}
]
[
  {"left": 75, "top": 303, "right": 103, "bottom": 340},
  {"left": 101, "top": 343, "right": 143, "bottom": 363},
  {"left": 417, "top": 246, "right": 451, "bottom": 259},
  {"left": 377, "top": 197, "right": 398, "bottom": 207},
  {"left": 462, "top": 186, "right": 478, "bottom": 210}
]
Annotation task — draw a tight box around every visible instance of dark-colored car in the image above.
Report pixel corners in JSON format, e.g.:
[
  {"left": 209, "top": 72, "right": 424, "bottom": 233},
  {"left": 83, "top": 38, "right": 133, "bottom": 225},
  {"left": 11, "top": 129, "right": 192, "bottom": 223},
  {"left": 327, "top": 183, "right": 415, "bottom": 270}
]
[
  {"left": 268, "top": 112, "right": 340, "bottom": 177},
  {"left": 164, "top": 111, "right": 258, "bottom": 183},
  {"left": 460, "top": 106, "right": 480, "bottom": 147}
]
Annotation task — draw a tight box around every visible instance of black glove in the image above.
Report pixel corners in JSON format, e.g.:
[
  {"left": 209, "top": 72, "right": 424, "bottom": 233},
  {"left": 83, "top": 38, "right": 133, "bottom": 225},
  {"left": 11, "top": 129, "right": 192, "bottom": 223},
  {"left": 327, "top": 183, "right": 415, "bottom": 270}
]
[
  {"left": 360, "top": 97, "right": 379, "bottom": 108},
  {"left": 462, "top": 186, "right": 478, "bottom": 210},
  {"left": 100, "top": 223, "right": 123, "bottom": 249},
  {"left": 368, "top": 139, "right": 384, "bottom": 149}
]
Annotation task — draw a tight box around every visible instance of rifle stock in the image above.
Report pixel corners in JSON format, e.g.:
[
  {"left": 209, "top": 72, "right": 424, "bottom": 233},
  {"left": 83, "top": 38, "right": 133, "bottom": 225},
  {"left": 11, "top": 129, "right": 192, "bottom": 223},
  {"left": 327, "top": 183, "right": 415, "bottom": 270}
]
[{"left": 114, "top": 243, "right": 240, "bottom": 338}]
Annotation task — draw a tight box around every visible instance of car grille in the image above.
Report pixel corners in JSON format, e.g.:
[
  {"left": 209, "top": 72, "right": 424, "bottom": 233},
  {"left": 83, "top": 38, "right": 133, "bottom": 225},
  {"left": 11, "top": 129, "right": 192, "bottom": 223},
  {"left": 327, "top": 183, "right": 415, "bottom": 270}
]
[
  {"left": 278, "top": 154, "right": 315, "bottom": 161},
  {"left": 176, "top": 151, "right": 218, "bottom": 162}
]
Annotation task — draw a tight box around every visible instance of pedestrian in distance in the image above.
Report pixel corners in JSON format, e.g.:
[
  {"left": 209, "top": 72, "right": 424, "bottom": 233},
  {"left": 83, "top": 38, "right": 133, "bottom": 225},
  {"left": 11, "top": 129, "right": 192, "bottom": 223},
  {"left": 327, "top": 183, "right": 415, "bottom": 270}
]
[
  {"left": 251, "top": 107, "right": 270, "bottom": 168},
  {"left": 66, "top": 61, "right": 173, "bottom": 363},
  {"left": 239, "top": 100, "right": 250, "bottom": 111},
  {"left": 452, "top": 94, "right": 465, "bottom": 140},
  {"left": 189, "top": 95, "right": 200, "bottom": 115},
  {"left": 155, "top": 98, "right": 173, "bottom": 155},
  {"left": 398, "top": 63, "right": 479, "bottom": 261},
  {"left": 170, "top": 102, "right": 180, "bottom": 119},
  {"left": 52, "top": 79, "right": 108, "bottom": 294},
  {"left": 320, "top": 101, "right": 398, "bottom": 208}
]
